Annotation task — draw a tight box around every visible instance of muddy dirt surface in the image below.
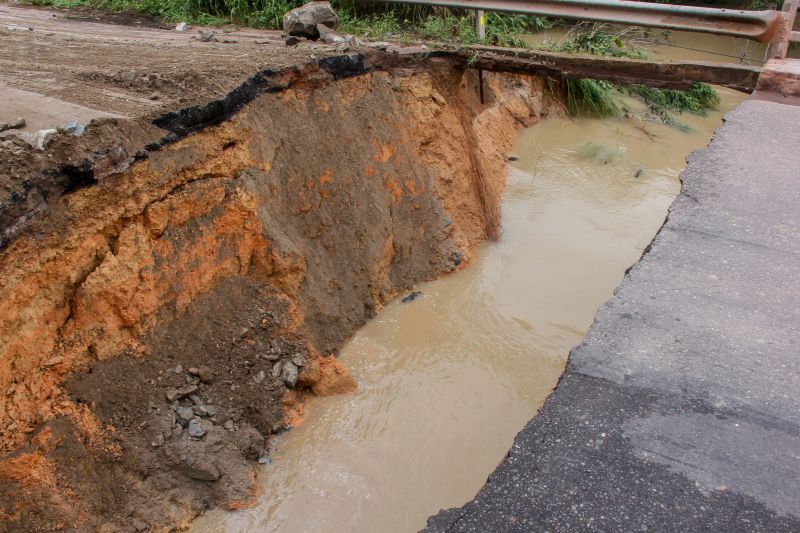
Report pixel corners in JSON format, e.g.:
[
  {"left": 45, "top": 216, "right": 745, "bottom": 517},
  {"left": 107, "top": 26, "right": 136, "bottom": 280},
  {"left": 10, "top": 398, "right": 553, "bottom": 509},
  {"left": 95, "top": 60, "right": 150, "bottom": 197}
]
[{"left": 0, "top": 2, "right": 342, "bottom": 118}]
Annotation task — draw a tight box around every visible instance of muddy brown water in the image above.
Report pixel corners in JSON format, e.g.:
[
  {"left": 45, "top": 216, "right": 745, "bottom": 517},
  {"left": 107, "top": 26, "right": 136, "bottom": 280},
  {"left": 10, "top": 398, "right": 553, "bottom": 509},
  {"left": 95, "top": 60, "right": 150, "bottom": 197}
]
[{"left": 192, "top": 87, "right": 746, "bottom": 532}]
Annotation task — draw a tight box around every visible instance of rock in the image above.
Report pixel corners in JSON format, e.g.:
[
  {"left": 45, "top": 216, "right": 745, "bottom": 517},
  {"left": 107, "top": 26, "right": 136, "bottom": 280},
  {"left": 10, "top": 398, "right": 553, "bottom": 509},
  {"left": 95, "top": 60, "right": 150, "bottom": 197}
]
[
  {"left": 174, "top": 364, "right": 183, "bottom": 374},
  {"left": 197, "top": 365, "right": 214, "bottom": 384},
  {"left": 165, "top": 384, "right": 198, "bottom": 401},
  {"left": 188, "top": 367, "right": 200, "bottom": 375},
  {"left": 283, "top": 1, "right": 338, "bottom": 39},
  {"left": 205, "top": 405, "right": 218, "bottom": 417},
  {"left": 258, "top": 454, "right": 271, "bottom": 464},
  {"left": 32, "top": 129, "right": 57, "bottom": 151},
  {"left": 291, "top": 353, "right": 304, "bottom": 367},
  {"left": 59, "top": 121, "right": 84, "bottom": 136},
  {"left": 253, "top": 369, "right": 266, "bottom": 384},
  {"left": 189, "top": 394, "right": 202, "bottom": 405},
  {"left": 175, "top": 21, "right": 187, "bottom": 32},
  {"left": 402, "top": 291, "right": 422, "bottom": 303},
  {"left": 188, "top": 418, "right": 212, "bottom": 438},
  {"left": 181, "top": 458, "right": 220, "bottom": 481},
  {"left": 223, "top": 419, "right": 234, "bottom": 431},
  {"left": 271, "top": 361, "right": 282, "bottom": 378},
  {"left": 451, "top": 250, "right": 462, "bottom": 267},
  {"left": 176, "top": 406, "right": 194, "bottom": 426},
  {"left": 131, "top": 519, "right": 148, "bottom": 532},
  {"left": 507, "top": 155, "right": 519, "bottom": 161},
  {"left": 281, "top": 361, "right": 299, "bottom": 388},
  {"left": 151, "top": 432, "right": 165, "bottom": 447},
  {"left": 197, "top": 29, "right": 217, "bottom": 42},
  {"left": 284, "top": 35, "right": 303, "bottom": 46},
  {"left": 316, "top": 23, "right": 348, "bottom": 44},
  {"left": 0, "top": 117, "right": 25, "bottom": 133}
]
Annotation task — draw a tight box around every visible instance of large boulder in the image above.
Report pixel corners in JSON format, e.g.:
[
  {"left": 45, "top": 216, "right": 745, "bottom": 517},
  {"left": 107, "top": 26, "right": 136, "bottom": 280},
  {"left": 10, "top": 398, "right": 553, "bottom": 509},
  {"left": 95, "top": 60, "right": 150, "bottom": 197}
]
[{"left": 283, "top": 1, "right": 339, "bottom": 39}]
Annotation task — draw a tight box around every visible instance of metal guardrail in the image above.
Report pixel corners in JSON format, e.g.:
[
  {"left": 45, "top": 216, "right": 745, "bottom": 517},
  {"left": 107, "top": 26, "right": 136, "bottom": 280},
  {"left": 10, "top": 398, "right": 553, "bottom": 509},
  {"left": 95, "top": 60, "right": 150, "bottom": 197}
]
[{"left": 383, "top": 0, "right": 796, "bottom": 54}]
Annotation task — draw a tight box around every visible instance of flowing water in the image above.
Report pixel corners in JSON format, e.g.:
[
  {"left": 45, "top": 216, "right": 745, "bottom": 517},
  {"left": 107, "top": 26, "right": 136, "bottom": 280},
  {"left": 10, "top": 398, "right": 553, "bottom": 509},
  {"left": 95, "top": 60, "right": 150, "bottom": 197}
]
[{"left": 192, "top": 87, "right": 746, "bottom": 533}]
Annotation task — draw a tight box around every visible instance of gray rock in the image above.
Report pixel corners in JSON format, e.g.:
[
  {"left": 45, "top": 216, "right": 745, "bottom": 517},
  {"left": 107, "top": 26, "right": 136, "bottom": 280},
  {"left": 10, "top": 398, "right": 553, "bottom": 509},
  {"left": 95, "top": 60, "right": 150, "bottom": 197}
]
[
  {"left": 283, "top": 1, "right": 338, "bottom": 39},
  {"left": 0, "top": 117, "right": 25, "bottom": 133},
  {"left": 176, "top": 406, "right": 194, "bottom": 426},
  {"left": 281, "top": 361, "right": 299, "bottom": 388},
  {"left": 174, "top": 364, "right": 183, "bottom": 374},
  {"left": 253, "top": 369, "right": 266, "bottom": 384},
  {"left": 175, "top": 21, "right": 187, "bottom": 32},
  {"left": 32, "top": 129, "right": 57, "bottom": 151},
  {"left": 59, "top": 121, "right": 84, "bottom": 136},
  {"left": 197, "top": 29, "right": 217, "bottom": 42},
  {"left": 181, "top": 458, "right": 220, "bottom": 481},
  {"left": 165, "top": 383, "right": 199, "bottom": 402},
  {"left": 131, "top": 519, "right": 148, "bottom": 532},
  {"left": 223, "top": 419, "right": 234, "bottom": 431},
  {"left": 272, "top": 361, "right": 282, "bottom": 378},
  {"left": 316, "top": 23, "right": 348, "bottom": 44},
  {"left": 188, "top": 418, "right": 212, "bottom": 438},
  {"left": 291, "top": 353, "right": 305, "bottom": 367}
]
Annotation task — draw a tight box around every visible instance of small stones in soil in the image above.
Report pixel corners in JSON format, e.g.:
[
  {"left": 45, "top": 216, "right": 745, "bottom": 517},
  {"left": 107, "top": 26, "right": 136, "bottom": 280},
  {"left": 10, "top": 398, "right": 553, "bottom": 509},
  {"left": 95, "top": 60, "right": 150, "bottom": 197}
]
[
  {"left": 165, "top": 383, "right": 198, "bottom": 402},
  {"left": 281, "top": 361, "right": 299, "bottom": 387},
  {"left": 291, "top": 353, "right": 304, "bottom": 367},
  {"left": 253, "top": 370, "right": 266, "bottom": 384},
  {"left": 188, "top": 418, "right": 212, "bottom": 438},
  {"left": 271, "top": 361, "right": 282, "bottom": 378},
  {"left": 175, "top": 406, "right": 194, "bottom": 426},
  {"left": 223, "top": 419, "right": 234, "bottom": 431},
  {"left": 151, "top": 432, "right": 165, "bottom": 447},
  {"left": 402, "top": 291, "right": 422, "bottom": 303}
]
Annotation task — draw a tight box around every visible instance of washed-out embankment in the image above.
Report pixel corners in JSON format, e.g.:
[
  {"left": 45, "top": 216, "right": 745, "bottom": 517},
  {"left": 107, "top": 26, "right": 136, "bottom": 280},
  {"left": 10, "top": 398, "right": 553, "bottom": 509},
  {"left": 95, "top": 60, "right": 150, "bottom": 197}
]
[{"left": 0, "top": 50, "right": 563, "bottom": 531}]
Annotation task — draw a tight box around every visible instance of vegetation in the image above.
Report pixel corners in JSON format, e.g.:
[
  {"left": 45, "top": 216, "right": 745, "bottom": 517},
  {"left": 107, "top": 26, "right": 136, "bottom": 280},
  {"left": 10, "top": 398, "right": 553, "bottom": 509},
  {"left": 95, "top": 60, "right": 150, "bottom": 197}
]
[{"left": 546, "top": 23, "right": 719, "bottom": 121}]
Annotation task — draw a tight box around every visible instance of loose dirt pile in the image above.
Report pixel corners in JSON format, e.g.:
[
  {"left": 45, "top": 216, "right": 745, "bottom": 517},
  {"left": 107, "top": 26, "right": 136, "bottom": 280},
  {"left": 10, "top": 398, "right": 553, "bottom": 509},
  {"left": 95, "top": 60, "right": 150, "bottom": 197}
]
[{"left": 0, "top": 8, "right": 563, "bottom": 530}]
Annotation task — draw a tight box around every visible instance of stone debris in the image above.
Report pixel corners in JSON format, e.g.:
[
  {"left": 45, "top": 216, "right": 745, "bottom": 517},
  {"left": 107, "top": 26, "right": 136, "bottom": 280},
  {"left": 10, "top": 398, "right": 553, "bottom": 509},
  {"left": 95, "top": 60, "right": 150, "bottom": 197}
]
[
  {"left": 175, "top": 22, "right": 187, "bottom": 32},
  {"left": 291, "top": 353, "right": 304, "bottom": 367},
  {"left": 58, "top": 121, "right": 85, "bottom": 136},
  {"left": 196, "top": 29, "right": 217, "bottom": 42},
  {"left": 175, "top": 406, "right": 194, "bottom": 426},
  {"left": 253, "top": 369, "right": 266, "bottom": 384},
  {"left": 223, "top": 419, "right": 234, "bottom": 431},
  {"left": 283, "top": 1, "right": 338, "bottom": 40},
  {"left": 187, "top": 418, "right": 211, "bottom": 438},
  {"left": 271, "top": 361, "right": 282, "bottom": 379},
  {"left": 164, "top": 383, "right": 199, "bottom": 401},
  {"left": 281, "top": 361, "right": 299, "bottom": 387},
  {"left": 0, "top": 117, "right": 25, "bottom": 133}
]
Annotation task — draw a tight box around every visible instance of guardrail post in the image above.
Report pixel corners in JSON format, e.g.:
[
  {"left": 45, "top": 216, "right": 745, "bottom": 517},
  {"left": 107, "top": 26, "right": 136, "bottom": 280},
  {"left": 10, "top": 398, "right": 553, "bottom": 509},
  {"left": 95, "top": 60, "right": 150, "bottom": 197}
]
[
  {"left": 476, "top": 9, "right": 486, "bottom": 40},
  {"left": 769, "top": 0, "right": 799, "bottom": 58}
]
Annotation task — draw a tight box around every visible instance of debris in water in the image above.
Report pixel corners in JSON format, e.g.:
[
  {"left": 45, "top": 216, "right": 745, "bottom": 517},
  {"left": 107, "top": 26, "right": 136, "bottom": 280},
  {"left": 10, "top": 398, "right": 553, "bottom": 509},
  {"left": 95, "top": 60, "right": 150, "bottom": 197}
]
[
  {"left": 508, "top": 155, "right": 518, "bottom": 161},
  {"left": 402, "top": 291, "right": 422, "bottom": 303},
  {"left": 635, "top": 168, "right": 643, "bottom": 178}
]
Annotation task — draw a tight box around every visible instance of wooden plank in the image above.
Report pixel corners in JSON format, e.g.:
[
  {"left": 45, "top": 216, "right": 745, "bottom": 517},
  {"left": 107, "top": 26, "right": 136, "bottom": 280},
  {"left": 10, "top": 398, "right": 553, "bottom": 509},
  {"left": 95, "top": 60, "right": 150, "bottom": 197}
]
[
  {"left": 364, "top": 45, "right": 761, "bottom": 91},
  {"left": 463, "top": 45, "right": 761, "bottom": 91}
]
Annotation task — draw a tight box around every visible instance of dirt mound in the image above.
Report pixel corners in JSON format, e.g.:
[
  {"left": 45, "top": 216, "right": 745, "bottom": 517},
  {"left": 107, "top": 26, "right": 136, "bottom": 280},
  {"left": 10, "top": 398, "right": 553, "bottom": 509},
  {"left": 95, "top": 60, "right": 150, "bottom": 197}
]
[{"left": 0, "top": 49, "right": 560, "bottom": 530}]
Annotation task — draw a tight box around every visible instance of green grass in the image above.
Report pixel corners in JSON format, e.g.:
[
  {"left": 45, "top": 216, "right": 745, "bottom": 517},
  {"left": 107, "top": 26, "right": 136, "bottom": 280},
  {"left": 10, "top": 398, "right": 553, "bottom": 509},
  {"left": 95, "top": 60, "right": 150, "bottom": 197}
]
[
  {"left": 627, "top": 82, "right": 720, "bottom": 125},
  {"left": 565, "top": 79, "right": 621, "bottom": 118}
]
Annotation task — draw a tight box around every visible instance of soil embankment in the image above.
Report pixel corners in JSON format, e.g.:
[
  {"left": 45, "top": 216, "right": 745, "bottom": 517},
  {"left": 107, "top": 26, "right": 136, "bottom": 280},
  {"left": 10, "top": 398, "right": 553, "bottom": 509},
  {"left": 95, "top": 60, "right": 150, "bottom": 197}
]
[{"left": 0, "top": 24, "right": 561, "bottom": 529}]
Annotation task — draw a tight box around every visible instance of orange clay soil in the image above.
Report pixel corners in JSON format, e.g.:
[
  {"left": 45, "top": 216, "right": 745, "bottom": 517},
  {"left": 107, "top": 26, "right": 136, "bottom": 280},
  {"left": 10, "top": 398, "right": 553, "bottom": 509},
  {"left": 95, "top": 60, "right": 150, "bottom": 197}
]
[{"left": 0, "top": 53, "right": 563, "bottom": 531}]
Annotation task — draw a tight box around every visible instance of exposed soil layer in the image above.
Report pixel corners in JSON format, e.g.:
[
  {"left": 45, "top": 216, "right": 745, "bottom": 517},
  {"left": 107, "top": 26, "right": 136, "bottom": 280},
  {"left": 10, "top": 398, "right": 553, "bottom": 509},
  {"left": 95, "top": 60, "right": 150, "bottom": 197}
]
[{"left": 0, "top": 8, "right": 563, "bottom": 530}]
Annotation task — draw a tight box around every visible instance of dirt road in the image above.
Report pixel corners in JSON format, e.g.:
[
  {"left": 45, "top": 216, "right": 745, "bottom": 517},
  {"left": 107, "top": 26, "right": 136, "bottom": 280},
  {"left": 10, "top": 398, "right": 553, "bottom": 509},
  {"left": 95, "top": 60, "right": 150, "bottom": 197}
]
[{"left": 0, "top": 3, "right": 342, "bottom": 126}]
